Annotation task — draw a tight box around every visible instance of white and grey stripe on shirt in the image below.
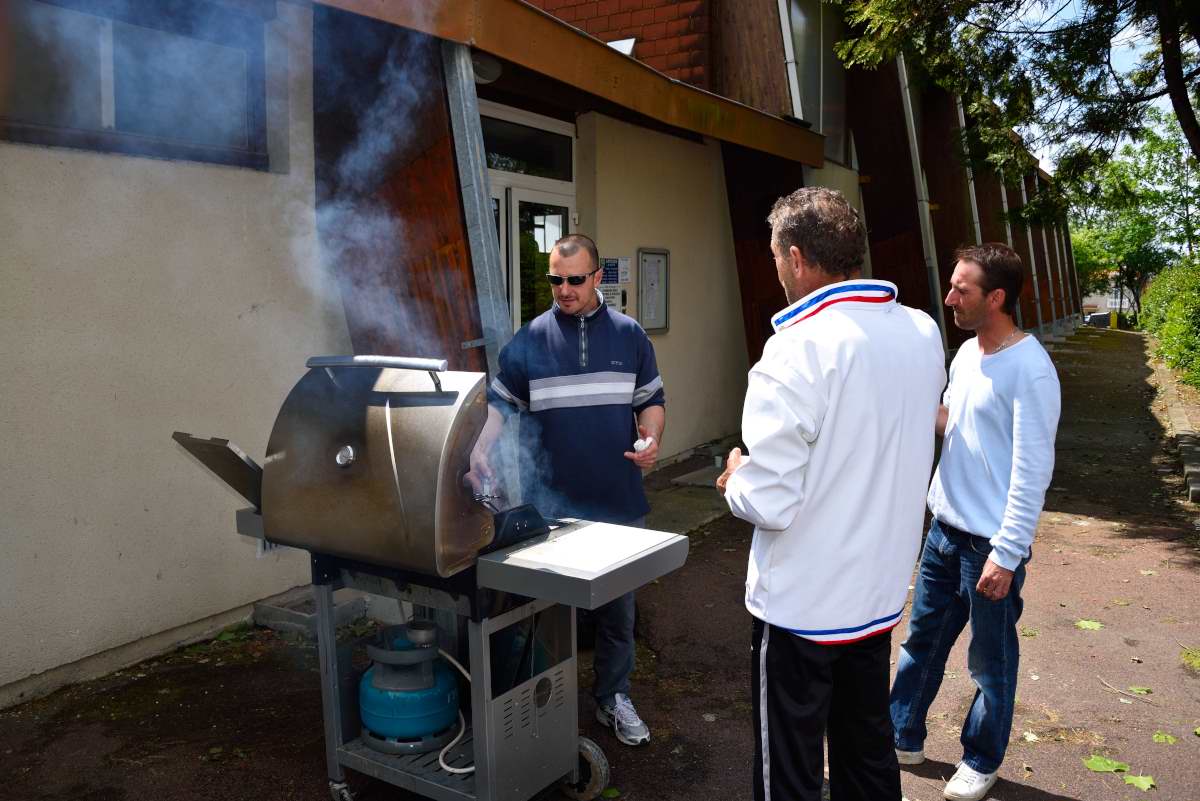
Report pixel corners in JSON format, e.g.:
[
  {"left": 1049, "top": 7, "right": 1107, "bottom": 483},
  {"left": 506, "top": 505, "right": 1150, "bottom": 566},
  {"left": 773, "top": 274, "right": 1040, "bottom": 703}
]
[{"left": 528, "top": 371, "right": 635, "bottom": 412}]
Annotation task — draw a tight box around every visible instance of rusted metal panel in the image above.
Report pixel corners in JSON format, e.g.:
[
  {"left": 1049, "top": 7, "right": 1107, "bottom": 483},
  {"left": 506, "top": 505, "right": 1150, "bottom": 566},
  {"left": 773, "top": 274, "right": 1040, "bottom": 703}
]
[
  {"left": 973, "top": 170, "right": 1008, "bottom": 243},
  {"left": 315, "top": 0, "right": 824, "bottom": 166},
  {"left": 975, "top": 168, "right": 1039, "bottom": 328},
  {"left": 1023, "top": 173, "right": 1056, "bottom": 327},
  {"left": 1008, "top": 177, "right": 1045, "bottom": 331},
  {"left": 709, "top": 0, "right": 793, "bottom": 118},
  {"left": 920, "top": 89, "right": 976, "bottom": 349},
  {"left": 721, "top": 142, "right": 804, "bottom": 362},
  {"left": 313, "top": 8, "right": 487, "bottom": 373},
  {"left": 846, "top": 62, "right": 935, "bottom": 325},
  {"left": 1062, "top": 224, "right": 1081, "bottom": 315}
]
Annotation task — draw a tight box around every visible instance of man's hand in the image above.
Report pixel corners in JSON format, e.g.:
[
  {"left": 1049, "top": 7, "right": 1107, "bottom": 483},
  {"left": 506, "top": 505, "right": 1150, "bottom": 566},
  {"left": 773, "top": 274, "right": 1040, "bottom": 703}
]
[
  {"left": 463, "top": 447, "right": 495, "bottom": 495},
  {"left": 715, "top": 447, "right": 746, "bottom": 496},
  {"left": 976, "top": 558, "right": 1015, "bottom": 601},
  {"left": 624, "top": 425, "right": 660, "bottom": 470}
]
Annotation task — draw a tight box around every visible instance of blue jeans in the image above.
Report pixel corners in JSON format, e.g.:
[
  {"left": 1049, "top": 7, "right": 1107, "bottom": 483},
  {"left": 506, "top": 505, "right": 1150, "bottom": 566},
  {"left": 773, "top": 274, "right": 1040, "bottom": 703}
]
[
  {"left": 592, "top": 517, "right": 643, "bottom": 705},
  {"left": 890, "top": 519, "right": 1027, "bottom": 774}
]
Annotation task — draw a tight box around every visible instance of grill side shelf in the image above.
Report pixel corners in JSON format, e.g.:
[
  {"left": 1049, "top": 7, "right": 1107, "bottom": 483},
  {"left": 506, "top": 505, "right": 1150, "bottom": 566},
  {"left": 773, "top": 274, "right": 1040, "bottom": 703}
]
[
  {"left": 172, "top": 431, "right": 263, "bottom": 510},
  {"left": 475, "top": 521, "right": 689, "bottom": 610}
]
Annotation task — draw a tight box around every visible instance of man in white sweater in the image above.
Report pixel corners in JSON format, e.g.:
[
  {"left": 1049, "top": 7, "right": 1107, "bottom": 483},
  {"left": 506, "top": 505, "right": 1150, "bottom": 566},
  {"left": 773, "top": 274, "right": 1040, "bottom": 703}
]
[
  {"left": 716, "top": 187, "right": 946, "bottom": 801},
  {"left": 890, "top": 243, "right": 1061, "bottom": 801}
]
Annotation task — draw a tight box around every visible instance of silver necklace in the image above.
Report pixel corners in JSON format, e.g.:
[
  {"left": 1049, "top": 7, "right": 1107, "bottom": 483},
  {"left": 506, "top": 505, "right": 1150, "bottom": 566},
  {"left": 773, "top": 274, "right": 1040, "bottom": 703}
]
[{"left": 991, "top": 327, "right": 1022, "bottom": 354}]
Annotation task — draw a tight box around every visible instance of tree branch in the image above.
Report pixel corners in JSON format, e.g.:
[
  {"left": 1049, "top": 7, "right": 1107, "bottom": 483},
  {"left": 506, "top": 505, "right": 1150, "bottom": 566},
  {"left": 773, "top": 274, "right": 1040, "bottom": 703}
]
[{"left": 1157, "top": 0, "right": 1200, "bottom": 163}]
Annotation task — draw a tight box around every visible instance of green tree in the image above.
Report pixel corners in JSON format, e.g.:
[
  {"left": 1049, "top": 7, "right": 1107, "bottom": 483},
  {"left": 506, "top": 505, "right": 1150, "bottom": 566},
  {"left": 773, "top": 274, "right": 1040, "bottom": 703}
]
[
  {"left": 1067, "top": 109, "right": 1197, "bottom": 311},
  {"left": 1070, "top": 228, "right": 1117, "bottom": 297},
  {"left": 1132, "top": 110, "right": 1200, "bottom": 254},
  {"left": 837, "top": 0, "right": 1200, "bottom": 212},
  {"left": 1073, "top": 190, "right": 1167, "bottom": 316}
]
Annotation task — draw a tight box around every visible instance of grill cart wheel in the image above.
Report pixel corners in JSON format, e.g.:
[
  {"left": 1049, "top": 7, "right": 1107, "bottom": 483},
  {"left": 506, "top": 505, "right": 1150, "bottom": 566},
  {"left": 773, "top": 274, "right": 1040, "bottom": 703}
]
[
  {"left": 560, "top": 736, "right": 609, "bottom": 801},
  {"left": 328, "top": 781, "right": 354, "bottom": 801}
]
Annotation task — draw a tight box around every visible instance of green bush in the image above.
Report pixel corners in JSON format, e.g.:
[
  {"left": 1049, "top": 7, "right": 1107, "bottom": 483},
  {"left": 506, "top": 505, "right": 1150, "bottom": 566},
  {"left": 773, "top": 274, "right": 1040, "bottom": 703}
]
[{"left": 1141, "top": 259, "right": 1200, "bottom": 385}]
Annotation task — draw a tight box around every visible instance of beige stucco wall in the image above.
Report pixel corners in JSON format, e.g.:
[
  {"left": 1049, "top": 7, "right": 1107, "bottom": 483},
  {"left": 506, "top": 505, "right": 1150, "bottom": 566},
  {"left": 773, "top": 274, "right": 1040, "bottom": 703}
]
[
  {"left": 576, "top": 113, "right": 748, "bottom": 458},
  {"left": 0, "top": 4, "right": 351, "bottom": 698}
]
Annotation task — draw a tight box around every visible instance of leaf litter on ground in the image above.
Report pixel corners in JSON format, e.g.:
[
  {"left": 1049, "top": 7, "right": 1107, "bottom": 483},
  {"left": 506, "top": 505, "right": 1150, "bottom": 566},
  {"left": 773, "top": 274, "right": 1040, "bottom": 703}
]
[
  {"left": 1075, "top": 620, "right": 1104, "bottom": 630},
  {"left": 1181, "top": 646, "right": 1200, "bottom": 673},
  {"left": 1083, "top": 755, "right": 1129, "bottom": 773},
  {"left": 1152, "top": 731, "right": 1177, "bottom": 744},
  {"left": 1124, "top": 775, "right": 1156, "bottom": 791}
]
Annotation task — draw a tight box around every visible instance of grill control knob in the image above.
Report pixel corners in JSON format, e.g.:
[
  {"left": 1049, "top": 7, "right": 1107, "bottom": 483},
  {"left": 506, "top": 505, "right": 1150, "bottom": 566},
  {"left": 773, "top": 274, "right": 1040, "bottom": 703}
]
[{"left": 335, "top": 445, "right": 356, "bottom": 468}]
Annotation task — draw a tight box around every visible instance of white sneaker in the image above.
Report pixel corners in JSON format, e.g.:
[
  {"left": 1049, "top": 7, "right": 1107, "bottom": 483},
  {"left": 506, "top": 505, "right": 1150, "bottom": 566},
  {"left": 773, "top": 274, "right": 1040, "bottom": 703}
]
[
  {"left": 943, "top": 762, "right": 998, "bottom": 801},
  {"left": 896, "top": 748, "right": 926, "bottom": 765},
  {"left": 595, "top": 693, "right": 650, "bottom": 746}
]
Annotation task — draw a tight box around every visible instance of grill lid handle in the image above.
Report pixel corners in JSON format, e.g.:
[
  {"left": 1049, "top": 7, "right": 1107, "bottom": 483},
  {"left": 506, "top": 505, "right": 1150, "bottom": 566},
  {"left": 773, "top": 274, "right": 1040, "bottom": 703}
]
[
  {"left": 305, "top": 355, "right": 448, "bottom": 372},
  {"left": 306, "top": 355, "right": 448, "bottom": 391}
]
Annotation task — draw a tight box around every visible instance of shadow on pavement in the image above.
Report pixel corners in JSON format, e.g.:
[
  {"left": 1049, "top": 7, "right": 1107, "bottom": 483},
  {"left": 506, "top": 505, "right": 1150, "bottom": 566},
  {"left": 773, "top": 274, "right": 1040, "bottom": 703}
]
[{"left": 904, "top": 759, "right": 1083, "bottom": 801}]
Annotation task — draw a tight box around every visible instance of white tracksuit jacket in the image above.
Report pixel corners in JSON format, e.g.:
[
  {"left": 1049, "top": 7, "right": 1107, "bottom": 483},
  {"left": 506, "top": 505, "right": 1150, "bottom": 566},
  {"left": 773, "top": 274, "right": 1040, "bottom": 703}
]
[{"left": 724, "top": 279, "right": 946, "bottom": 643}]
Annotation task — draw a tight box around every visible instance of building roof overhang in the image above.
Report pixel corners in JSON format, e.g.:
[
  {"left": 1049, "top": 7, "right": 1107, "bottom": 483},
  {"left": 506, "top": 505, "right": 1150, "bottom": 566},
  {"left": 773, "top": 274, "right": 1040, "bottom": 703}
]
[{"left": 313, "top": 0, "right": 825, "bottom": 167}]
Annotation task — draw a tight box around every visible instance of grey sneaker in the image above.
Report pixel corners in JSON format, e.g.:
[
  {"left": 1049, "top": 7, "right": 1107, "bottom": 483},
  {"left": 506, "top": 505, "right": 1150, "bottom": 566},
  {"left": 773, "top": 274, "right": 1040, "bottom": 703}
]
[
  {"left": 596, "top": 693, "right": 650, "bottom": 746},
  {"left": 896, "top": 748, "right": 926, "bottom": 765}
]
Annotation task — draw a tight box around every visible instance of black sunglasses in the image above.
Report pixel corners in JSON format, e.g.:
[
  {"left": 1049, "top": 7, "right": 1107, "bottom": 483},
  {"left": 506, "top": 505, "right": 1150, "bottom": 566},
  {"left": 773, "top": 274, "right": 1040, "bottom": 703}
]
[{"left": 546, "top": 268, "right": 599, "bottom": 286}]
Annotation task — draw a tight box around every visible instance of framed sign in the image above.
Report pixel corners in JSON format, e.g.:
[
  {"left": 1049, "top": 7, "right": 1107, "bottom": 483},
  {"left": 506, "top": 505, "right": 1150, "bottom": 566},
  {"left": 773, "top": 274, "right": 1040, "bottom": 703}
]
[{"left": 637, "top": 248, "right": 669, "bottom": 333}]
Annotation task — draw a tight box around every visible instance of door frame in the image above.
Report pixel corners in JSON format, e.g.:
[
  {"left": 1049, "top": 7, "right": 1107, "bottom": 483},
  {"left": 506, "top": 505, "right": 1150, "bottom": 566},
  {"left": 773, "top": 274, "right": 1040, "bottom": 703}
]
[{"left": 506, "top": 186, "right": 576, "bottom": 331}]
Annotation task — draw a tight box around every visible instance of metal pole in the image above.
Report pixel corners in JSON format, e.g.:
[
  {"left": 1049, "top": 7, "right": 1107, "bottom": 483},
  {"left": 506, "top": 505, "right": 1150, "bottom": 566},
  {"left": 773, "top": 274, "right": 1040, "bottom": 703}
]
[
  {"left": 469, "top": 618, "right": 496, "bottom": 801},
  {"left": 776, "top": 0, "right": 804, "bottom": 120},
  {"left": 314, "top": 582, "right": 347, "bottom": 788},
  {"left": 442, "top": 41, "right": 513, "bottom": 377},
  {"left": 897, "top": 54, "right": 949, "bottom": 350}
]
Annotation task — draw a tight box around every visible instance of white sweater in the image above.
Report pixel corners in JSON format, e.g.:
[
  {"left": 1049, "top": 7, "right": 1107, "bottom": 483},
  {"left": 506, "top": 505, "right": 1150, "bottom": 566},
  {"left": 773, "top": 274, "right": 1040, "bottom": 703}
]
[
  {"left": 724, "top": 279, "right": 946, "bottom": 643},
  {"left": 927, "top": 334, "right": 1061, "bottom": 571}
]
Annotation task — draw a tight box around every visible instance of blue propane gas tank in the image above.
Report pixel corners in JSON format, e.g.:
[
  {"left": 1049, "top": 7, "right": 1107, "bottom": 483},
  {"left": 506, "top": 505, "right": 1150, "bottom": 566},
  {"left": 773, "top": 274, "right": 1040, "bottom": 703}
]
[{"left": 359, "top": 629, "right": 459, "bottom": 741}]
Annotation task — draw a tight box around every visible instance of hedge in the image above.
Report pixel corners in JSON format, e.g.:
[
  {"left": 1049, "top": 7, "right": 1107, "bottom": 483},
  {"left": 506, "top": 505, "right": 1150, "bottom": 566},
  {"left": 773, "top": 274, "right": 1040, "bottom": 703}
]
[{"left": 1140, "top": 259, "right": 1200, "bottom": 386}]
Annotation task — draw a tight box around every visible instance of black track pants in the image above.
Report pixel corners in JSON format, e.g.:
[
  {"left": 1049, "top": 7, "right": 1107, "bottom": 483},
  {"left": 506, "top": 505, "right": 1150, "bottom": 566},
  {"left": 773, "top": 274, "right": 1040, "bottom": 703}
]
[{"left": 751, "top": 617, "right": 901, "bottom": 801}]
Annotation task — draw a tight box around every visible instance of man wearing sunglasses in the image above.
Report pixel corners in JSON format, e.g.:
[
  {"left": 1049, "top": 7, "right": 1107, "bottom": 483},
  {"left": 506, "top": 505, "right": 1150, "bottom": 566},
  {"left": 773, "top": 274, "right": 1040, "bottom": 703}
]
[{"left": 467, "top": 233, "right": 666, "bottom": 748}]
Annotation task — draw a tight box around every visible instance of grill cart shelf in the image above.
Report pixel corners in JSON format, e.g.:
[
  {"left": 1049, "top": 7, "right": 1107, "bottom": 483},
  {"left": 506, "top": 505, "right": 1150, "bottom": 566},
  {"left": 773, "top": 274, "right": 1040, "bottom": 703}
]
[{"left": 250, "top": 514, "right": 687, "bottom": 801}]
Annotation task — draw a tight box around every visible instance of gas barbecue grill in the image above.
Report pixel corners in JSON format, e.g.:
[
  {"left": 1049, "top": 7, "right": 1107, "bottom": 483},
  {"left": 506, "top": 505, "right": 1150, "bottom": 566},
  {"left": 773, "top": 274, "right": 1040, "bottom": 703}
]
[{"left": 174, "top": 355, "right": 688, "bottom": 801}]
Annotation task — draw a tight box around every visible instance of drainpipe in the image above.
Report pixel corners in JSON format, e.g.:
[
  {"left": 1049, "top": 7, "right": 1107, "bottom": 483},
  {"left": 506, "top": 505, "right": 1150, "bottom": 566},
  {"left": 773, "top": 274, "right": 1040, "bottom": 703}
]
[
  {"left": 956, "top": 96, "right": 983, "bottom": 244},
  {"left": 999, "top": 183, "right": 1025, "bottom": 330},
  {"left": 897, "top": 53, "right": 949, "bottom": 349},
  {"left": 1017, "top": 178, "right": 1046, "bottom": 335},
  {"left": 776, "top": 0, "right": 804, "bottom": 120}
]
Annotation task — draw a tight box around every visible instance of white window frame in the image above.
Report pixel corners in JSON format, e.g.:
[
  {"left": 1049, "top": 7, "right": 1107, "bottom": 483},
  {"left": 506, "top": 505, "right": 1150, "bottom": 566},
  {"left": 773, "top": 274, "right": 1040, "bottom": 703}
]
[{"left": 478, "top": 100, "right": 578, "bottom": 329}]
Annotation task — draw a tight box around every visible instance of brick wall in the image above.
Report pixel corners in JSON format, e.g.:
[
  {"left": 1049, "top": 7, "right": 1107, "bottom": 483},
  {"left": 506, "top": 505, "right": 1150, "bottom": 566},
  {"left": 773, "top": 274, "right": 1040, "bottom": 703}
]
[{"left": 526, "top": 0, "right": 711, "bottom": 89}]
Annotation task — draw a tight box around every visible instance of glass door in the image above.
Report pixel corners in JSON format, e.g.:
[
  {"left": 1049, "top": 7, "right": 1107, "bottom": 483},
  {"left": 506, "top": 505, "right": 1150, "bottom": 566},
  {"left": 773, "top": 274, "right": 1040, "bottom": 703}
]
[{"left": 508, "top": 188, "right": 574, "bottom": 330}]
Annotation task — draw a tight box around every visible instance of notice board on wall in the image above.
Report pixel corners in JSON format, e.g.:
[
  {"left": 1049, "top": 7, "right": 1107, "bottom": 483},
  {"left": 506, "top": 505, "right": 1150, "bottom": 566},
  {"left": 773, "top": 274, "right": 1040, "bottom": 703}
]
[
  {"left": 638, "top": 248, "right": 669, "bottom": 332},
  {"left": 600, "top": 256, "right": 631, "bottom": 314}
]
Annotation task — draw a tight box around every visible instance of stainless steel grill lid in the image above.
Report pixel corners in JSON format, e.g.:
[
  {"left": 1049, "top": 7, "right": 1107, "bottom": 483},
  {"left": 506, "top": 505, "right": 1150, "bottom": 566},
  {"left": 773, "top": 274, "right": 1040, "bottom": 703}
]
[{"left": 260, "top": 359, "right": 494, "bottom": 577}]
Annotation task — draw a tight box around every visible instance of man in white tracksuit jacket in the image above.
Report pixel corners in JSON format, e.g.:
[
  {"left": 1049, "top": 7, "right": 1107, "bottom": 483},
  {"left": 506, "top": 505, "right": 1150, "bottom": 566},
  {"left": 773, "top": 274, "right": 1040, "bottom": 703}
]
[{"left": 717, "top": 187, "right": 946, "bottom": 801}]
